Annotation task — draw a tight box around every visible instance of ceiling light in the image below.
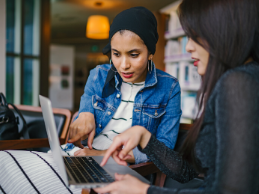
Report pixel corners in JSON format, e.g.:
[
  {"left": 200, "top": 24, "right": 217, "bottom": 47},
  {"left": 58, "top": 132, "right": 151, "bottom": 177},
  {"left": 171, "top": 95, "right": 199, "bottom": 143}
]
[{"left": 86, "top": 15, "right": 109, "bottom": 39}]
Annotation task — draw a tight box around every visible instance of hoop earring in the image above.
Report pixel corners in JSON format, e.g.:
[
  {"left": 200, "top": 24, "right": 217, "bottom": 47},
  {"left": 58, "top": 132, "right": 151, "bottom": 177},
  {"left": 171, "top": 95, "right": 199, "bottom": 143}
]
[
  {"left": 110, "top": 59, "right": 117, "bottom": 72},
  {"left": 148, "top": 59, "right": 153, "bottom": 74}
]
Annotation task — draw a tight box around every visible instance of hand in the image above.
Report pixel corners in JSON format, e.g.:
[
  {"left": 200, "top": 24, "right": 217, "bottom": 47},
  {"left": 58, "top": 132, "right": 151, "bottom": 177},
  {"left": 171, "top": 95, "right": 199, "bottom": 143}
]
[
  {"left": 74, "top": 148, "right": 106, "bottom": 156},
  {"left": 68, "top": 112, "right": 96, "bottom": 149},
  {"left": 101, "top": 126, "right": 151, "bottom": 166},
  {"left": 125, "top": 150, "right": 135, "bottom": 163},
  {"left": 94, "top": 173, "right": 149, "bottom": 194}
]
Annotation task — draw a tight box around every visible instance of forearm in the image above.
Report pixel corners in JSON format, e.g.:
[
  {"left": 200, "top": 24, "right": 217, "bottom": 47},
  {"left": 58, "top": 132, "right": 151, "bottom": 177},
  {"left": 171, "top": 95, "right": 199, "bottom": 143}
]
[{"left": 141, "top": 135, "right": 198, "bottom": 183}]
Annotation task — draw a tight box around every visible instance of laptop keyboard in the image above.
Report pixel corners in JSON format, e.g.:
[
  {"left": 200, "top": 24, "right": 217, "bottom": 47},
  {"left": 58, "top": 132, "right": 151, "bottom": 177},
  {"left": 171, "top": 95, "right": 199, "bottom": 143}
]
[{"left": 64, "top": 157, "right": 114, "bottom": 184}]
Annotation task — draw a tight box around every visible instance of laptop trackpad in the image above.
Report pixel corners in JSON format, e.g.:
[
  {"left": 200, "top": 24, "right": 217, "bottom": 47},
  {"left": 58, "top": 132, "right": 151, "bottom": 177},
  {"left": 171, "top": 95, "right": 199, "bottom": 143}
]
[{"left": 92, "top": 156, "right": 150, "bottom": 184}]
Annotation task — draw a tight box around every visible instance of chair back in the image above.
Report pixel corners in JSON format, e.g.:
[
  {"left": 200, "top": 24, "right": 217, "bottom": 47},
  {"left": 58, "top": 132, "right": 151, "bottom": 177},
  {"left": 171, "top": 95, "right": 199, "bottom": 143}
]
[
  {"left": 0, "top": 105, "right": 71, "bottom": 152},
  {"left": 174, "top": 123, "right": 192, "bottom": 151}
]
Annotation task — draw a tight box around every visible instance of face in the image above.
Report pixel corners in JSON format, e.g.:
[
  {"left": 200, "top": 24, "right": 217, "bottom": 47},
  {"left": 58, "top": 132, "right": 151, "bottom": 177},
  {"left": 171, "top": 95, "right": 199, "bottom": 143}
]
[
  {"left": 186, "top": 38, "right": 209, "bottom": 76},
  {"left": 110, "top": 30, "right": 152, "bottom": 83}
]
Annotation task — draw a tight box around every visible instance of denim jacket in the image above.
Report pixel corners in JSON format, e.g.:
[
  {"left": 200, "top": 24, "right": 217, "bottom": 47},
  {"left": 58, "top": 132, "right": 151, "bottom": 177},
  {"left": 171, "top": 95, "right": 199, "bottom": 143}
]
[{"left": 77, "top": 63, "right": 182, "bottom": 164}]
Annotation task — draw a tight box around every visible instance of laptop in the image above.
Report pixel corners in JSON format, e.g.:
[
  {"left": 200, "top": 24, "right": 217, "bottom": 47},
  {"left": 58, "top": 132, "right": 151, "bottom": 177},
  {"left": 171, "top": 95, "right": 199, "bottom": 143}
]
[{"left": 39, "top": 95, "right": 149, "bottom": 189}]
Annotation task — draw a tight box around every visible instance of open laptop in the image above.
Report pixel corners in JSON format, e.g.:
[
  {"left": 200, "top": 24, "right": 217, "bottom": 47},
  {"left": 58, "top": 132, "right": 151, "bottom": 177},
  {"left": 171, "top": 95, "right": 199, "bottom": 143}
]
[{"left": 39, "top": 95, "right": 149, "bottom": 189}]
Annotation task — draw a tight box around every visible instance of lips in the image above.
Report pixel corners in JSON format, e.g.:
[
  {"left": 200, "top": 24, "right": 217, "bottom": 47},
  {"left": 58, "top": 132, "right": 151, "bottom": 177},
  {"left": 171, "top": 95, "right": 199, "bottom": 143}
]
[
  {"left": 192, "top": 58, "right": 199, "bottom": 67},
  {"left": 122, "top": 72, "right": 134, "bottom": 78},
  {"left": 193, "top": 60, "right": 199, "bottom": 66}
]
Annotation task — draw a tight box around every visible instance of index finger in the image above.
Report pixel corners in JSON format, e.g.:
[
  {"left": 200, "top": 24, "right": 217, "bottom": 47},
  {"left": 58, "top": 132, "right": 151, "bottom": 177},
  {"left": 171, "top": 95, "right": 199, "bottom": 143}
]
[{"left": 100, "top": 140, "right": 124, "bottom": 166}]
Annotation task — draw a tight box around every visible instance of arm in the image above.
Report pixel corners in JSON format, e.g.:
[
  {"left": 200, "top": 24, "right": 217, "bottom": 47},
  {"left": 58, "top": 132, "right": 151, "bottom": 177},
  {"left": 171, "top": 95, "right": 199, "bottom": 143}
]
[
  {"left": 141, "top": 135, "right": 198, "bottom": 183},
  {"left": 132, "top": 81, "right": 181, "bottom": 164},
  {"left": 209, "top": 71, "right": 259, "bottom": 194},
  {"left": 68, "top": 68, "right": 98, "bottom": 148},
  {"left": 155, "top": 81, "right": 181, "bottom": 150}
]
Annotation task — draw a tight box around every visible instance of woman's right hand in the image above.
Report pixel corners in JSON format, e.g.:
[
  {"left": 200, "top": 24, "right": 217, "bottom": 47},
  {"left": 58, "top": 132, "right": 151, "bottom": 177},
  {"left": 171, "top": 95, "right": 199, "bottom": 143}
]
[
  {"left": 100, "top": 125, "right": 151, "bottom": 166},
  {"left": 68, "top": 112, "right": 95, "bottom": 149}
]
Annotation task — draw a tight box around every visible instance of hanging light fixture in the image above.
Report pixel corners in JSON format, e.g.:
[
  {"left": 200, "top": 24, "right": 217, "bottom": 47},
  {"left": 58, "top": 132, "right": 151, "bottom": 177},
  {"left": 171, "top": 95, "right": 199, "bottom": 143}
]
[{"left": 86, "top": 15, "right": 110, "bottom": 39}]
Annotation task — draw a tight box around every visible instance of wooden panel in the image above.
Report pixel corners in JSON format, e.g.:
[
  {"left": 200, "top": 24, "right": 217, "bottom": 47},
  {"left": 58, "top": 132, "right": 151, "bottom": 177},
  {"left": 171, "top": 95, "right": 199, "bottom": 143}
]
[
  {"left": 179, "top": 123, "right": 193, "bottom": 130},
  {"left": 0, "top": 138, "right": 66, "bottom": 150},
  {"left": 152, "top": 12, "right": 167, "bottom": 71},
  {"left": 154, "top": 171, "right": 167, "bottom": 187},
  {"left": 129, "top": 162, "right": 160, "bottom": 177}
]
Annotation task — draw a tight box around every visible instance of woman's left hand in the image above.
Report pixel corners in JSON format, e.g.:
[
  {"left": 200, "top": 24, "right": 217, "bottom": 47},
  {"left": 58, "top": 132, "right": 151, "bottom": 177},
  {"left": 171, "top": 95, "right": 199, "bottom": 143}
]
[
  {"left": 94, "top": 173, "right": 149, "bottom": 194},
  {"left": 74, "top": 148, "right": 106, "bottom": 156}
]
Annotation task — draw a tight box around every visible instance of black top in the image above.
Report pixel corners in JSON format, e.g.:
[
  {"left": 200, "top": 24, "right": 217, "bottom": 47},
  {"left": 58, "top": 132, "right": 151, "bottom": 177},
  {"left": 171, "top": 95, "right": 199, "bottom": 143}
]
[{"left": 141, "top": 62, "right": 259, "bottom": 194}]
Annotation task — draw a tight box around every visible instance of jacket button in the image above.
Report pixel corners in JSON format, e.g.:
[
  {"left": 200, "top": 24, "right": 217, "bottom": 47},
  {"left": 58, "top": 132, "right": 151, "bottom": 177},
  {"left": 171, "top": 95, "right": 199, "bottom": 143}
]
[
  {"left": 116, "top": 94, "right": 121, "bottom": 98},
  {"left": 107, "top": 111, "right": 111, "bottom": 115},
  {"left": 99, "top": 124, "right": 102, "bottom": 128},
  {"left": 94, "top": 102, "right": 98, "bottom": 107}
]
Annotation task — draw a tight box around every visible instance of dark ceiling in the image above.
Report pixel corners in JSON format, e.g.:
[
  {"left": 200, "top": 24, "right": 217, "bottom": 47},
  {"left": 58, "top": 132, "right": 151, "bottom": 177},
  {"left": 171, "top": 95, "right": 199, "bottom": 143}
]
[{"left": 51, "top": 0, "right": 177, "bottom": 45}]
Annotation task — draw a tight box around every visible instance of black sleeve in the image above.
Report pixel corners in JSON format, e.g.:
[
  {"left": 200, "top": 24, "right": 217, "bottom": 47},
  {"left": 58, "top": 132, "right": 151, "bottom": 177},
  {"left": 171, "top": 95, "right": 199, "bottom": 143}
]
[
  {"left": 144, "top": 70, "right": 259, "bottom": 194},
  {"left": 141, "top": 135, "right": 198, "bottom": 184}
]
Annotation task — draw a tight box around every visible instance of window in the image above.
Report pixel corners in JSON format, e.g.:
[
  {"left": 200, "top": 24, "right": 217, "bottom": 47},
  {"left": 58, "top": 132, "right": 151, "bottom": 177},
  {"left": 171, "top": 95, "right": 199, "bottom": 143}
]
[{"left": 6, "top": 0, "right": 40, "bottom": 106}]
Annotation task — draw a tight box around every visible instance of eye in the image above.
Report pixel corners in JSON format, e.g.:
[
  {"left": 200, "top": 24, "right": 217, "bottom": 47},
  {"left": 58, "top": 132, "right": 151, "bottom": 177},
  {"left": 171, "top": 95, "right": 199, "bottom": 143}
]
[
  {"left": 113, "top": 52, "right": 120, "bottom": 57},
  {"left": 131, "top": 53, "right": 139, "bottom": 58}
]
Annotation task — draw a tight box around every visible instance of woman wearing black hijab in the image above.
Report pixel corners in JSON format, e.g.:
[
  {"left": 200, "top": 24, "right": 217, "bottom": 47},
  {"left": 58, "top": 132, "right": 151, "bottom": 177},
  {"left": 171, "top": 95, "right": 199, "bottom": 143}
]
[{"left": 67, "top": 6, "right": 181, "bottom": 165}]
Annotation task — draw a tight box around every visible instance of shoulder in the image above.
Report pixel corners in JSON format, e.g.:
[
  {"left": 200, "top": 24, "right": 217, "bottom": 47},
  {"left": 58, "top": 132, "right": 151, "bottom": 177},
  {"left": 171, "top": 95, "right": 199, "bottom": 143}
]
[
  {"left": 89, "top": 64, "right": 110, "bottom": 80},
  {"left": 155, "top": 68, "right": 180, "bottom": 89},
  {"left": 209, "top": 63, "right": 259, "bottom": 104},
  {"left": 91, "top": 64, "right": 110, "bottom": 73},
  {"left": 156, "top": 68, "right": 178, "bottom": 81},
  {"left": 215, "top": 63, "right": 259, "bottom": 92}
]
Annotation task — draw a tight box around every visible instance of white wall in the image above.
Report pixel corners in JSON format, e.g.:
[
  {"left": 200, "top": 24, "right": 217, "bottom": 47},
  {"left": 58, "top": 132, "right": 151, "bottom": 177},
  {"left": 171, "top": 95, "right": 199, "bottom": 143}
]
[
  {"left": 0, "top": 0, "right": 6, "bottom": 94},
  {"left": 49, "top": 45, "right": 74, "bottom": 110}
]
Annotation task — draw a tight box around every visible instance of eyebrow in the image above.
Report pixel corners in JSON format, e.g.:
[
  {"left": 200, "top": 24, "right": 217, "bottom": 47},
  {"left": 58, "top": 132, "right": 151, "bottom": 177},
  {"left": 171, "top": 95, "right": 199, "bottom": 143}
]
[{"left": 111, "top": 48, "right": 141, "bottom": 53}]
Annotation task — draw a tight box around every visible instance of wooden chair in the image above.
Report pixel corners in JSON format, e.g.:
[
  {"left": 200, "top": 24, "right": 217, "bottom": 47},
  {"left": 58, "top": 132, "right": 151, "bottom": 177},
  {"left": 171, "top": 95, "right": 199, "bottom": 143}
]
[{"left": 0, "top": 104, "right": 71, "bottom": 151}]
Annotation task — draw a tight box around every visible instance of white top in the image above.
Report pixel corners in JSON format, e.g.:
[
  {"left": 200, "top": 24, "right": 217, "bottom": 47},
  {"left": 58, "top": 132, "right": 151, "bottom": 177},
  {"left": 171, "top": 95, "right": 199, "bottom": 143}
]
[{"left": 92, "top": 81, "right": 145, "bottom": 150}]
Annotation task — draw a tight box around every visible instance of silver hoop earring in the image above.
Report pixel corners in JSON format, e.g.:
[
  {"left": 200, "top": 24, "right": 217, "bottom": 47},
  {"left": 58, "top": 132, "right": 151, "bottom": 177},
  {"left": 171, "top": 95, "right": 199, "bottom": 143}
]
[
  {"left": 110, "top": 59, "right": 117, "bottom": 72},
  {"left": 148, "top": 60, "right": 153, "bottom": 74},
  {"left": 150, "top": 59, "right": 153, "bottom": 72}
]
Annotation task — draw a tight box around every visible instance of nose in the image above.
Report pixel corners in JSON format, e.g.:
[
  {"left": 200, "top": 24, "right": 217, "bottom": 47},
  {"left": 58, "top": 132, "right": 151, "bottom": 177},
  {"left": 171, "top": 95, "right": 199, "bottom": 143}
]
[
  {"left": 121, "top": 56, "right": 130, "bottom": 70},
  {"left": 186, "top": 38, "right": 194, "bottom": 53}
]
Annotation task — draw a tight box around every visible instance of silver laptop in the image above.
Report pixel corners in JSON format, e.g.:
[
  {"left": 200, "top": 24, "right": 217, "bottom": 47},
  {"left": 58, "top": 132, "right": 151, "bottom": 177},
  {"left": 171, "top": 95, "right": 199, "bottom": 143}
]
[{"left": 39, "top": 95, "right": 149, "bottom": 189}]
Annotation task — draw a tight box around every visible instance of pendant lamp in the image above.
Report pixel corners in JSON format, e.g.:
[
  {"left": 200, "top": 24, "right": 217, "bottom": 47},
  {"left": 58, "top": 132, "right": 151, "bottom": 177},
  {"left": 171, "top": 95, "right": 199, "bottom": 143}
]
[{"left": 86, "top": 15, "right": 110, "bottom": 39}]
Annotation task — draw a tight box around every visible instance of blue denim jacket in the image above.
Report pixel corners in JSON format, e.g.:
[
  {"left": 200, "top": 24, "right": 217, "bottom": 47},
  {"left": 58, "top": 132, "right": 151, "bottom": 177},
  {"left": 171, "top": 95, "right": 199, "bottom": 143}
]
[{"left": 77, "top": 63, "right": 181, "bottom": 164}]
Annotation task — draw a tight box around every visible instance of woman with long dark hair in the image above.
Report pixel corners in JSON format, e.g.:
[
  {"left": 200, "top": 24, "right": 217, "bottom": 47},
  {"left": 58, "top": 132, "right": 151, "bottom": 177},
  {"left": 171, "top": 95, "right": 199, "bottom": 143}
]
[{"left": 95, "top": 0, "right": 259, "bottom": 193}]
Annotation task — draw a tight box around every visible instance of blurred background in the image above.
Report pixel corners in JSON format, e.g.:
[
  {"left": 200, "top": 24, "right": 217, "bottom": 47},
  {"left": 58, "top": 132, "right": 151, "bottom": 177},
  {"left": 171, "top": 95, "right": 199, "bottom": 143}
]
[{"left": 1, "top": 0, "right": 200, "bottom": 123}]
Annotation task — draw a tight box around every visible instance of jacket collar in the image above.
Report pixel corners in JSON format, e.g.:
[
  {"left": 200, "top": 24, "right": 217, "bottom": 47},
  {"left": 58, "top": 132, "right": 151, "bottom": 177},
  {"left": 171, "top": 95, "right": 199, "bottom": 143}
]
[{"left": 144, "top": 62, "right": 157, "bottom": 88}]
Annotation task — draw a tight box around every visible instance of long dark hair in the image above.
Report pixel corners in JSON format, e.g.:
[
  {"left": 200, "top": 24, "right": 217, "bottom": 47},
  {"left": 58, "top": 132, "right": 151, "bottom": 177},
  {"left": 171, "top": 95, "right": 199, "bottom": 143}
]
[{"left": 178, "top": 0, "right": 259, "bottom": 168}]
